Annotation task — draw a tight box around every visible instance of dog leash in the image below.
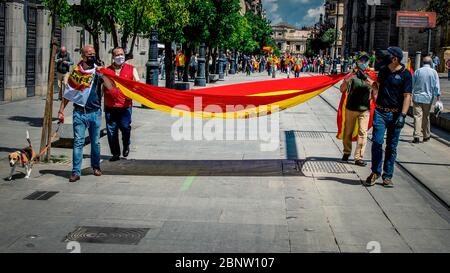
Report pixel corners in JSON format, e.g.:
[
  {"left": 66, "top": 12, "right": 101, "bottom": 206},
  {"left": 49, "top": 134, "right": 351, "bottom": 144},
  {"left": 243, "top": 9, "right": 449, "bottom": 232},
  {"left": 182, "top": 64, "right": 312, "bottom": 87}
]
[{"left": 33, "top": 122, "right": 62, "bottom": 161}]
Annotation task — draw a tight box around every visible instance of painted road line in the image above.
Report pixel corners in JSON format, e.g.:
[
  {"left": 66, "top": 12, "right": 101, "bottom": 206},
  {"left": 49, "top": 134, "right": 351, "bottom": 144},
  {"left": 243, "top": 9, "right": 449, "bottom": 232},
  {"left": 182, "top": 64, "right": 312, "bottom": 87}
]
[{"left": 180, "top": 175, "right": 196, "bottom": 192}]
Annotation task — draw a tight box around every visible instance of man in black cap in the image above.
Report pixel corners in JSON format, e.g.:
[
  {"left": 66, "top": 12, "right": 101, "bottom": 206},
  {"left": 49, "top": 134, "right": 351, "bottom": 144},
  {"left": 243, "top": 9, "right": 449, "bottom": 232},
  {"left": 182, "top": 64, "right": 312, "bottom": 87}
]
[{"left": 365, "top": 46, "right": 412, "bottom": 188}]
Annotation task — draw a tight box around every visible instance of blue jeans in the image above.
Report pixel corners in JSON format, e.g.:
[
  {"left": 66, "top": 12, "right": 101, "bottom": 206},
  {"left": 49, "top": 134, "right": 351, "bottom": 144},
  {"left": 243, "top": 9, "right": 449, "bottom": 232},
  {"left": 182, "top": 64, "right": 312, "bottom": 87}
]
[
  {"left": 105, "top": 106, "right": 132, "bottom": 157},
  {"left": 371, "top": 109, "right": 402, "bottom": 180},
  {"left": 72, "top": 108, "right": 102, "bottom": 176}
]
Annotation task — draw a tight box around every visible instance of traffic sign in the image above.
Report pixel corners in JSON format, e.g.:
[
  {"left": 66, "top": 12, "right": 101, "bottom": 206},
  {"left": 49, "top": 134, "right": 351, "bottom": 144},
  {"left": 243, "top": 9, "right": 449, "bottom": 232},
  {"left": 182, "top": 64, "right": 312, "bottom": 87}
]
[{"left": 396, "top": 11, "right": 437, "bottom": 28}]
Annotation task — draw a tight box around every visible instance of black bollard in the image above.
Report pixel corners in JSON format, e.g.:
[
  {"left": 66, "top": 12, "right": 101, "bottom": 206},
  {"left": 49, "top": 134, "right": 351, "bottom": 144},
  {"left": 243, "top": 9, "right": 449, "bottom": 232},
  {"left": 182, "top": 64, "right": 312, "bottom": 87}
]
[{"left": 143, "top": 28, "right": 159, "bottom": 108}]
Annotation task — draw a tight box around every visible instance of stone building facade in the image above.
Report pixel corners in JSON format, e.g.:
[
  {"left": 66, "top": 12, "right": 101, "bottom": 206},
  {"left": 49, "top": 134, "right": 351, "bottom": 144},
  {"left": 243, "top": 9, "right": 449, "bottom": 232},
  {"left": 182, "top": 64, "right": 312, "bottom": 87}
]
[
  {"left": 342, "top": 0, "right": 448, "bottom": 70},
  {"left": 324, "top": 0, "right": 344, "bottom": 57},
  {"left": 240, "top": 0, "right": 263, "bottom": 16},
  {"left": 0, "top": 0, "right": 149, "bottom": 102},
  {"left": 342, "top": 0, "right": 401, "bottom": 55},
  {"left": 272, "top": 23, "right": 311, "bottom": 55}
]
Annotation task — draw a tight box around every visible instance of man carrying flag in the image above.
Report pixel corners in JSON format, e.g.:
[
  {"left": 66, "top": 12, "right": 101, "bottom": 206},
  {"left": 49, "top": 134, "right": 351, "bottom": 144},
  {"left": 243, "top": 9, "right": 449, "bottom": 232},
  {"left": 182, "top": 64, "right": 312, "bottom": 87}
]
[
  {"left": 365, "top": 46, "right": 413, "bottom": 188},
  {"left": 103, "top": 47, "right": 140, "bottom": 162},
  {"left": 337, "top": 52, "right": 377, "bottom": 166},
  {"left": 58, "top": 44, "right": 115, "bottom": 183}
]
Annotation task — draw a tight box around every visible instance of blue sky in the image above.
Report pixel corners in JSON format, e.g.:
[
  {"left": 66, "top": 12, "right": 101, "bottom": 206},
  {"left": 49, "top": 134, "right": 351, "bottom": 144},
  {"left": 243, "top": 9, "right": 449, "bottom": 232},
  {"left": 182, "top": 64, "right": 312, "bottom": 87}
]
[{"left": 262, "top": 0, "right": 325, "bottom": 28}]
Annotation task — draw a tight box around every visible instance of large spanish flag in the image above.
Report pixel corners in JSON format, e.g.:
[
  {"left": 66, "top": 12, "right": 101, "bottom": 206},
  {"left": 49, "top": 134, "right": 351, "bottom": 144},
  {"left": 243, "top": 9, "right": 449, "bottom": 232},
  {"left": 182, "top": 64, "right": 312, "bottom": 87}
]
[{"left": 98, "top": 68, "right": 348, "bottom": 119}]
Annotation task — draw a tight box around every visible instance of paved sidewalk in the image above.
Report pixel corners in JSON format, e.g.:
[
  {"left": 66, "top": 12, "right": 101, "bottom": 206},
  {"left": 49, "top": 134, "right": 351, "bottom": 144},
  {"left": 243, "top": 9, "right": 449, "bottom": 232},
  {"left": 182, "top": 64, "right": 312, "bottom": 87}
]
[{"left": 0, "top": 72, "right": 449, "bottom": 252}]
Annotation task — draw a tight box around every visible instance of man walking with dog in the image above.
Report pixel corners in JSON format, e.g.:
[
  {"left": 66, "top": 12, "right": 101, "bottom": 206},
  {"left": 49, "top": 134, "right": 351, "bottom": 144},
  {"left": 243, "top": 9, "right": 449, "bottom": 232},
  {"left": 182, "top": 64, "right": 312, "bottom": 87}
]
[
  {"left": 58, "top": 44, "right": 115, "bottom": 182},
  {"left": 103, "top": 47, "right": 140, "bottom": 162}
]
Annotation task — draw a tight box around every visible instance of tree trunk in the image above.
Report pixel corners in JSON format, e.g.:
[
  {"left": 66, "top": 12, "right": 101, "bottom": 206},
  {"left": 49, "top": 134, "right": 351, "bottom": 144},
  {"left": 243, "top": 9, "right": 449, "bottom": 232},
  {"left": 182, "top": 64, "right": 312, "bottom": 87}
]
[
  {"left": 91, "top": 31, "right": 101, "bottom": 64},
  {"left": 40, "top": 14, "right": 58, "bottom": 162},
  {"left": 121, "top": 30, "right": 130, "bottom": 50},
  {"left": 126, "top": 8, "right": 144, "bottom": 60},
  {"left": 182, "top": 43, "right": 191, "bottom": 82},
  {"left": 109, "top": 17, "right": 119, "bottom": 48},
  {"left": 212, "top": 47, "right": 218, "bottom": 74},
  {"left": 165, "top": 42, "right": 175, "bottom": 89}
]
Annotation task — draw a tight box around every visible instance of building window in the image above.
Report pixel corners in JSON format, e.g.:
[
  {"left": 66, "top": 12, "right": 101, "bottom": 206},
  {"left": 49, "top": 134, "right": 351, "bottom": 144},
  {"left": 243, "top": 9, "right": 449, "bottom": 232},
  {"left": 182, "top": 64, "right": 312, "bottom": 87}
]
[
  {"left": 296, "top": 45, "right": 300, "bottom": 52},
  {"left": 330, "top": 3, "right": 336, "bottom": 12}
]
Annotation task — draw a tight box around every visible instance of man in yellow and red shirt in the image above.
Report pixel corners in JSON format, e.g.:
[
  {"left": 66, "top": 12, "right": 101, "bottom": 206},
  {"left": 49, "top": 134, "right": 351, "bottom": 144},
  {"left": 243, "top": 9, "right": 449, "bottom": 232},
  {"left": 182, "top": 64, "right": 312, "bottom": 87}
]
[{"left": 176, "top": 50, "right": 186, "bottom": 81}]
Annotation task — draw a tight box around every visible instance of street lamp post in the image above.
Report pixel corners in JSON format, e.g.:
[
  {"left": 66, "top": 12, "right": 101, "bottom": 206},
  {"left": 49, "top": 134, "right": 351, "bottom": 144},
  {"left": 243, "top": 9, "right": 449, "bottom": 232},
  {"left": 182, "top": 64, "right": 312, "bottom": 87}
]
[
  {"left": 146, "top": 28, "right": 159, "bottom": 86},
  {"left": 195, "top": 43, "right": 206, "bottom": 87},
  {"left": 332, "top": 0, "right": 339, "bottom": 74}
]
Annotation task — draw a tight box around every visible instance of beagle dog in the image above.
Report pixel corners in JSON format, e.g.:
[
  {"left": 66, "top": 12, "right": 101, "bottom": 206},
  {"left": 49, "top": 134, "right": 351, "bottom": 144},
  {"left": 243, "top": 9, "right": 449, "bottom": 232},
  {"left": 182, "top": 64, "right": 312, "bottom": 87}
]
[{"left": 6, "top": 131, "right": 37, "bottom": 181}]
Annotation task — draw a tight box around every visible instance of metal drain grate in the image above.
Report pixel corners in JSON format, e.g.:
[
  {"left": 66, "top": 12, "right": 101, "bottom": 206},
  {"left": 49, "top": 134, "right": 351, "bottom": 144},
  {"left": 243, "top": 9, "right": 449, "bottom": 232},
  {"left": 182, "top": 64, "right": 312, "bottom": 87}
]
[
  {"left": 24, "top": 191, "right": 59, "bottom": 200},
  {"left": 63, "top": 226, "right": 149, "bottom": 245},
  {"left": 300, "top": 161, "right": 353, "bottom": 174},
  {"left": 286, "top": 131, "right": 325, "bottom": 139}
]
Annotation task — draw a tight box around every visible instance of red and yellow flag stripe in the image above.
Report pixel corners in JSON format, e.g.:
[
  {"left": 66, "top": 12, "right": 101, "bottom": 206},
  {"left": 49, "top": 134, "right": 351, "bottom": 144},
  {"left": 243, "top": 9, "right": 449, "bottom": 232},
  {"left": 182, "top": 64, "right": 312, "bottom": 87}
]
[{"left": 99, "top": 68, "right": 348, "bottom": 119}]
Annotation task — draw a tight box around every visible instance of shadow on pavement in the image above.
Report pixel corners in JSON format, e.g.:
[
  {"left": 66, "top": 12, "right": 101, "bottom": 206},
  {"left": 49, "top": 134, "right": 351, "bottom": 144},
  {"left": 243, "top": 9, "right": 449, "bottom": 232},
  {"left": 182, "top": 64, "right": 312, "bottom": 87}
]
[
  {"left": 315, "top": 176, "right": 362, "bottom": 186},
  {"left": 37, "top": 156, "right": 364, "bottom": 189},
  {"left": 8, "top": 116, "right": 58, "bottom": 127},
  {"left": 0, "top": 147, "right": 21, "bottom": 153},
  {"left": 2, "top": 172, "right": 25, "bottom": 181},
  {"left": 86, "top": 159, "right": 302, "bottom": 176}
]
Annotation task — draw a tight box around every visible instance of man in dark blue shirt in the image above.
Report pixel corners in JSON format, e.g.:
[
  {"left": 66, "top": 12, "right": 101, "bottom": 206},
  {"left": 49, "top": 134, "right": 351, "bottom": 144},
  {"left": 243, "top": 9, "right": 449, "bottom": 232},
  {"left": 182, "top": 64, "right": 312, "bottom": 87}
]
[
  {"left": 365, "top": 46, "right": 412, "bottom": 188},
  {"left": 57, "top": 44, "right": 114, "bottom": 183}
]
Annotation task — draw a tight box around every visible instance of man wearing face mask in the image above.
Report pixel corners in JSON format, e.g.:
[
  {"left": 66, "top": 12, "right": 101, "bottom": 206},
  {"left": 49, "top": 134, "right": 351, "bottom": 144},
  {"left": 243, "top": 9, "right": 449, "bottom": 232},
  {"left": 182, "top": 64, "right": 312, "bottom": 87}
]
[
  {"left": 58, "top": 44, "right": 114, "bottom": 182},
  {"left": 365, "top": 46, "right": 412, "bottom": 188},
  {"left": 339, "top": 52, "right": 376, "bottom": 166},
  {"left": 103, "top": 47, "right": 140, "bottom": 162}
]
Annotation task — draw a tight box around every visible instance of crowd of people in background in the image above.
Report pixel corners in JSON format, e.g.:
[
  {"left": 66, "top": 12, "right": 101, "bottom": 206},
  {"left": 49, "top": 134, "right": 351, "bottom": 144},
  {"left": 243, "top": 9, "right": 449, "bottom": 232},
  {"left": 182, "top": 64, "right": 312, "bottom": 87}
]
[
  {"left": 154, "top": 47, "right": 448, "bottom": 84},
  {"left": 156, "top": 50, "right": 389, "bottom": 80}
]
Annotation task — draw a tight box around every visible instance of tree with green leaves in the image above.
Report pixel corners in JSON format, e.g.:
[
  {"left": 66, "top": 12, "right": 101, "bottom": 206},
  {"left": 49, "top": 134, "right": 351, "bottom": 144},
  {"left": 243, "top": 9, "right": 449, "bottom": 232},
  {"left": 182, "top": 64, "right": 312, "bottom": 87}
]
[
  {"left": 156, "top": 0, "right": 190, "bottom": 88},
  {"left": 307, "top": 21, "right": 336, "bottom": 56},
  {"left": 181, "top": 0, "right": 215, "bottom": 82},
  {"left": 426, "top": 0, "right": 450, "bottom": 46},
  {"left": 61, "top": 0, "right": 112, "bottom": 62},
  {"left": 115, "top": 0, "right": 160, "bottom": 60},
  {"left": 204, "top": 0, "right": 241, "bottom": 79},
  {"left": 244, "top": 11, "right": 274, "bottom": 54}
]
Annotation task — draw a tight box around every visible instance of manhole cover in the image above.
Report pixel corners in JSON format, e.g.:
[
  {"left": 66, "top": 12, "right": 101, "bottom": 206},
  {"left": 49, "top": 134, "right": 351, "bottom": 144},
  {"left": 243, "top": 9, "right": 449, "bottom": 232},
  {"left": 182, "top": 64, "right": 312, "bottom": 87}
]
[
  {"left": 63, "top": 226, "right": 149, "bottom": 245},
  {"left": 300, "top": 161, "right": 353, "bottom": 174},
  {"left": 286, "top": 131, "right": 325, "bottom": 139},
  {"left": 24, "top": 191, "right": 59, "bottom": 200}
]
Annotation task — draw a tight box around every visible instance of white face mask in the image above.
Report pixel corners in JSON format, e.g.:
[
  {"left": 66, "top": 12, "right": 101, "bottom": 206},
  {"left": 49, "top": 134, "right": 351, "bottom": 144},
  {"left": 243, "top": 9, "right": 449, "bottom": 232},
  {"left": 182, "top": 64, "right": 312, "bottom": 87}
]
[{"left": 114, "top": 55, "right": 125, "bottom": 65}]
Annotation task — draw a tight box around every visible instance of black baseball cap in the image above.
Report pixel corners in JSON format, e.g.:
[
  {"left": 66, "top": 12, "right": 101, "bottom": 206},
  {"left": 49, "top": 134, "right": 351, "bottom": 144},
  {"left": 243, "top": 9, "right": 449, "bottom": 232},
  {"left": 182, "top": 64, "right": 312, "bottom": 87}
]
[{"left": 387, "top": 46, "right": 403, "bottom": 61}]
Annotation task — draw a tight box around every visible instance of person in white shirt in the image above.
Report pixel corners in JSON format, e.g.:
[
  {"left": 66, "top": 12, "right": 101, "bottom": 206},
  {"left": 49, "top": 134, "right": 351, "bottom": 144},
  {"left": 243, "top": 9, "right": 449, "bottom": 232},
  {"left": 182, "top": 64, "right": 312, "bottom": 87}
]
[{"left": 412, "top": 56, "right": 441, "bottom": 143}]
